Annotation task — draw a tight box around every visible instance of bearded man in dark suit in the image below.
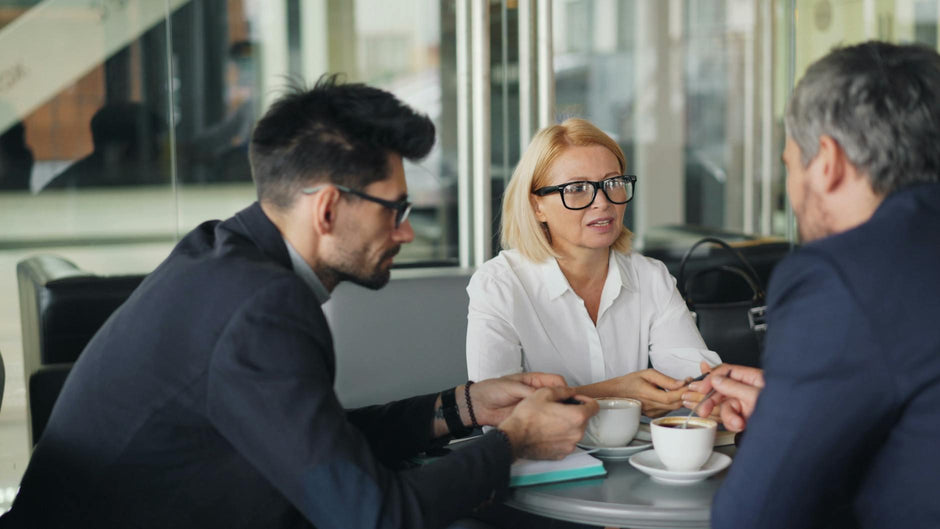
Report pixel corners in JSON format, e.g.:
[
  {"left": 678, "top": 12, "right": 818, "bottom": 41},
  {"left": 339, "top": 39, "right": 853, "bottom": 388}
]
[{"left": 4, "top": 75, "right": 597, "bottom": 529}]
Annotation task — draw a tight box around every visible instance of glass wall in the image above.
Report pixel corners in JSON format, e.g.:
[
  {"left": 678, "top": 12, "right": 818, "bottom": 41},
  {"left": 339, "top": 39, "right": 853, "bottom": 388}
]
[
  {"left": 0, "top": 0, "right": 454, "bottom": 508},
  {"left": 551, "top": 0, "right": 784, "bottom": 248},
  {"left": 548, "top": 0, "right": 938, "bottom": 250},
  {"left": 0, "top": 0, "right": 938, "bottom": 512}
]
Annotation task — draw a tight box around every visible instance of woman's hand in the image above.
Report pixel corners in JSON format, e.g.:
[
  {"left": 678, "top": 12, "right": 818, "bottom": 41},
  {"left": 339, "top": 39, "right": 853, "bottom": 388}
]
[{"left": 578, "top": 369, "right": 690, "bottom": 417}]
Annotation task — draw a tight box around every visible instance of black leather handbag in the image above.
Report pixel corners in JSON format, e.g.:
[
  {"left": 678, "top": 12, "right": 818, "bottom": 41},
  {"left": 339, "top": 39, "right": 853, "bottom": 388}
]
[{"left": 676, "top": 237, "right": 767, "bottom": 367}]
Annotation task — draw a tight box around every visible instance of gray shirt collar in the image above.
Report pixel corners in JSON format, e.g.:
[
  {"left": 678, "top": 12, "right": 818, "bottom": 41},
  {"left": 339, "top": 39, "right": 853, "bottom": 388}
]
[{"left": 283, "top": 238, "right": 331, "bottom": 305}]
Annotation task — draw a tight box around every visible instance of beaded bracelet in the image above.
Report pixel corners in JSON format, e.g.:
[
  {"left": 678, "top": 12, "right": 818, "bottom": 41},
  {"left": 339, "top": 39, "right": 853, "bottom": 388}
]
[{"left": 464, "top": 380, "right": 481, "bottom": 429}]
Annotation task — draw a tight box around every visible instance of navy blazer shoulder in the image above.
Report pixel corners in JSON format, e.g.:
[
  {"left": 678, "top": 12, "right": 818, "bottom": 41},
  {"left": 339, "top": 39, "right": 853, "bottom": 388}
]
[{"left": 712, "top": 183, "right": 940, "bottom": 529}]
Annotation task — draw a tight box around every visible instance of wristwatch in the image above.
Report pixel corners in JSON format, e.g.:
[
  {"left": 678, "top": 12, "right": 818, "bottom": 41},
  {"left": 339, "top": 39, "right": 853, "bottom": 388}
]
[{"left": 441, "top": 387, "right": 472, "bottom": 438}]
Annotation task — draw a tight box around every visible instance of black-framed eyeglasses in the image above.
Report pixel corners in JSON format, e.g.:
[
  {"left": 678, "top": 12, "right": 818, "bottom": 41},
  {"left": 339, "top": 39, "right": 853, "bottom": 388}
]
[
  {"left": 532, "top": 175, "right": 637, "bottom": 210},
  {"left": 302, "top": 185, "right": 413, "bottom": 228}
]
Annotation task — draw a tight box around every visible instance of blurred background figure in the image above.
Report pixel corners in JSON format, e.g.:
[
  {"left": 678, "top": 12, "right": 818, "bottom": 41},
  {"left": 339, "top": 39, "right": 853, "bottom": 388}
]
[
  {"left": 186, "top": 40, "right": 259, "bottom": 183},
  {"left": 43, "top": 102, "right": 168, "bottom": 190},
  {"left": 0, "top": 121, "right": 34, "bottom": 191}
]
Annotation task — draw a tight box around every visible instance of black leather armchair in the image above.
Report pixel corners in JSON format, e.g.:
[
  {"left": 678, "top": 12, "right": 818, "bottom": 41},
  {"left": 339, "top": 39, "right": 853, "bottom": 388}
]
[{"left": 16, "top": 255, "right": 144, "bottom": 445}]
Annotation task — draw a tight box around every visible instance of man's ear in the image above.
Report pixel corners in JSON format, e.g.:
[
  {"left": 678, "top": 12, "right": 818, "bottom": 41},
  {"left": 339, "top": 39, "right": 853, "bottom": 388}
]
[
  {"left": 310, "top": 186, "right": 342, "bottom": 235},
  {"left": 814, "top": 135, "right": 848, "bottom": 194}
]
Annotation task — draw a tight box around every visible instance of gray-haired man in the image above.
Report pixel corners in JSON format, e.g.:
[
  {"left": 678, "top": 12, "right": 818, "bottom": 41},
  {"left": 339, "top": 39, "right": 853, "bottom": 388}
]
[{"left": 687, "top": 41, "right": 940, "bottom": 528}]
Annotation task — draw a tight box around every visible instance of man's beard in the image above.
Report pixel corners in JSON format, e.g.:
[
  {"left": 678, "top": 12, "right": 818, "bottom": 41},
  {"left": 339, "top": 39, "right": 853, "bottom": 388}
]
[
  {"left": 332, "top": 245, "right": 401, "bottom": 290},
  {"left": 795, "top": 185, "right": 832, "bottom": 244}
]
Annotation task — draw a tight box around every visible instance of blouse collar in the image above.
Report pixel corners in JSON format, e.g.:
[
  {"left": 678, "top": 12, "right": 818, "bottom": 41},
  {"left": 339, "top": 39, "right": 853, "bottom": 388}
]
[{"left": 538, "top": 250, "right": 635, "bottom": 302}]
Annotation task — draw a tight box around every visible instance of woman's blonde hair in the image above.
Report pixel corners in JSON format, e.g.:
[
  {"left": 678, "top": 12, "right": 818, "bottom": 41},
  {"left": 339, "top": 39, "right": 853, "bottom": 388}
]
[{"left": 500, "top": 118, "right": 633, "bottom": 261}]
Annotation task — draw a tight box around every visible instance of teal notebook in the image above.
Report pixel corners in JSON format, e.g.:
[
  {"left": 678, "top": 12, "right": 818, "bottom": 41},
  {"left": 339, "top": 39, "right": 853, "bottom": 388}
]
[{"left": 510, "top": 448, "right": 606, "bottom": 487}]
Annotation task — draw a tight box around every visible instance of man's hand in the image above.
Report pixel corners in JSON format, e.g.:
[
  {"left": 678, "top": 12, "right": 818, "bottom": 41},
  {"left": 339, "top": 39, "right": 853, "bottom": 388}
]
[
  {"left": 682, "top": 362, "right": 764, "bottom": 432},
  {"left": 677, "top": 362, "right": 721, "bottom": 420},
  {"left": 504, "top": 372, "right": 568, "bottom": 389},
  {"left": 496, "top": 387, "right": 598, "bottom": 460},
  {"left": 466, "top": 372, "right": 568, "bottom": 426}
]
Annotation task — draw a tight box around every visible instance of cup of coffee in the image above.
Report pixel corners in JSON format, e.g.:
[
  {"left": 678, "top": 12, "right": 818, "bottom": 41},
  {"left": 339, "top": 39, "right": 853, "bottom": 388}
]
[
  {"left": 585, "top": 397, "right": 641, "bottom": 447},
  {"left": 650, "top": 416, "right": 717, "bottom": 471}
]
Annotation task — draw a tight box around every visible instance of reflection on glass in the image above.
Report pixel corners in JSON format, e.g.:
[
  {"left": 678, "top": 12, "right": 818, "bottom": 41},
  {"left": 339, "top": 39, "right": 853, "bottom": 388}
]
[
  {"left": 43, "top": 102, "right": 169, "bottom": 189},
  {"left": 552, "top": 0, "right": 792, "bottom": 245},
  {"left": 181, "top": 40, "right": 259, "bottom": 185},
  {"left": 349, "top": 0, "right": 455, "bottom": 264}
]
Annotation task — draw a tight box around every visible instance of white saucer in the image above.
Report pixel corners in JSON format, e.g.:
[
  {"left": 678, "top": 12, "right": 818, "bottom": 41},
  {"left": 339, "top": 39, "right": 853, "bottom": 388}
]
[
  {"left": 628, "top": 450, "right": 731, "bottom": 485},
  {"left": 576, "top": 438, "right": 652, "bottom": 460}
]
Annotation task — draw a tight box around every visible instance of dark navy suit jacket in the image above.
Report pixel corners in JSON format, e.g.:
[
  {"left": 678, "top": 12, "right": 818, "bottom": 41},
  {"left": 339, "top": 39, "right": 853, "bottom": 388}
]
[
  {"left": 6, "top": 202, "right": 512, "bottom": 528},
  {"left": 712, "top": 183, "right": 940, "bottom": 528}
]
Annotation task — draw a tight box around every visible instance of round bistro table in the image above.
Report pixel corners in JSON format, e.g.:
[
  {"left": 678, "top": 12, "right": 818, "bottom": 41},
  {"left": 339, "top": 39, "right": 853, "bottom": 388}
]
[{"left": 505, "top": 446, "right": 735, "bottom": 529}]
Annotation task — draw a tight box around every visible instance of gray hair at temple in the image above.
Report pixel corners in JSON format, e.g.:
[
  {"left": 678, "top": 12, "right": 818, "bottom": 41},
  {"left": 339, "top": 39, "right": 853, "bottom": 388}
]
[{"left": 785, "top": 41, "right": 940, "bottom": 195}]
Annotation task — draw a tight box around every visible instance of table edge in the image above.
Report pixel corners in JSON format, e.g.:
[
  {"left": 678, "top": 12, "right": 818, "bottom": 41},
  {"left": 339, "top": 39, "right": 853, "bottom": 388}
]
[{"left": 506, "top": 488, "right": 712, "bottom": 528}]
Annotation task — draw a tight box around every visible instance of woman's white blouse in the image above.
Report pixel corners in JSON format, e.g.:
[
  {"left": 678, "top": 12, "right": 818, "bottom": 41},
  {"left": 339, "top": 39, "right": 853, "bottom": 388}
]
[{"left": 466, "top": 249, "right": 721, "bottom": 387}]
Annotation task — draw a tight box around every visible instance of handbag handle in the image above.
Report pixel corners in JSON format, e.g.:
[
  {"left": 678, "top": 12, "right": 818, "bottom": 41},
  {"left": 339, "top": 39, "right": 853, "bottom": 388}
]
[
  {"left": 684, "top": 264, "right": 763, "bottom": 304},
  {"left": 677, "top": 237, "right": 766, "bottom": 301}
]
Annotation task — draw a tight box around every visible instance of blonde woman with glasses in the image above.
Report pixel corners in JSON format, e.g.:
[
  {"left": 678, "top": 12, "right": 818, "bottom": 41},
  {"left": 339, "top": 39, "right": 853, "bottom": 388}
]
[{"left": 466, "top": 118, "right": 720, "bottom": 417}]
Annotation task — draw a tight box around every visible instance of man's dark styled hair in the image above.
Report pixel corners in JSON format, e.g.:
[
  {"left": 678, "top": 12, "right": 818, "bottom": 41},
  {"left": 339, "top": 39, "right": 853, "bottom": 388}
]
[
  {"left": 786, "top": 41, "right": 940, "bottom": 195},
  {"left": 249, "top": 74, "right": 435, "bottom": 208}
]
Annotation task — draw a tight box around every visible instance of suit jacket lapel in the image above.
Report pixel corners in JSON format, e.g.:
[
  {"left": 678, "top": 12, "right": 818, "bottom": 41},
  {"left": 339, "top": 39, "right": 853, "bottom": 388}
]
[{"left": 226, "top": 202, "right": 337, "bottom": 378}]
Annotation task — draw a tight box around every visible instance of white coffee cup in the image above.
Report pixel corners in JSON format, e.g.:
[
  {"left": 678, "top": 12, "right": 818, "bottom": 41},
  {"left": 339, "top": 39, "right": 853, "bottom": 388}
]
[
  {"left": 585, "top": 397, "right": 641, "bottom": 447},
  {"left": 650, "top": 416, "right": 717, "bottom": 471}
]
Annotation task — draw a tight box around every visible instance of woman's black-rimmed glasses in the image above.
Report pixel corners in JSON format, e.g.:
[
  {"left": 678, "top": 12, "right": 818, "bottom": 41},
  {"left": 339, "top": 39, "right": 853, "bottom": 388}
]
[
  {"left": 302, "top": 185, "right": 413, "bottom": 228},
  {"left": 532, "top": 175, "right": 637, "bottom": 210}
]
